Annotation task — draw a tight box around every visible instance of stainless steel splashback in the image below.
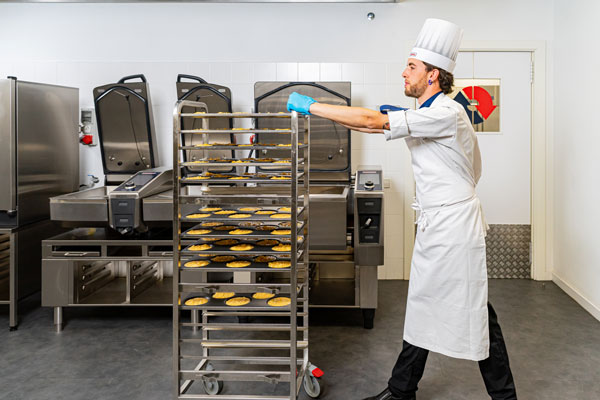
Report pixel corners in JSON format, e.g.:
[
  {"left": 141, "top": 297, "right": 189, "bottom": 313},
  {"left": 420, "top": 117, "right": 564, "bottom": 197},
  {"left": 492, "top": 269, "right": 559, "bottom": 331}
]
[
  {"left": 254, "top": 82, "right": 351, "bottom": 182},
  {"left": 175, "top": 74, "right": 234, "bottom": 173},
  {"left": 0, "top": 78, "right": 79, "bottom": 227},
  {"left": 93, "top": 75, "right": 158, "bottom": 180}
]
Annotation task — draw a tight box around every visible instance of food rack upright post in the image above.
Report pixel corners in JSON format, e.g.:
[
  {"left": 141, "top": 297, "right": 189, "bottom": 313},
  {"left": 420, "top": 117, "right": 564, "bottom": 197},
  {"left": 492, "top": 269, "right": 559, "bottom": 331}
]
[{"left": 173, "top": 100, "right": 320, "bottom": 399}]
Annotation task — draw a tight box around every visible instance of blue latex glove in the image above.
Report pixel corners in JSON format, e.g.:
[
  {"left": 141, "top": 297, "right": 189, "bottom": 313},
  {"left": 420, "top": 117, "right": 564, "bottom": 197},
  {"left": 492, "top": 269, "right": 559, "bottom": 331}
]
[{"left": 287, "top": 92, "right": 316, "bottom": 115}]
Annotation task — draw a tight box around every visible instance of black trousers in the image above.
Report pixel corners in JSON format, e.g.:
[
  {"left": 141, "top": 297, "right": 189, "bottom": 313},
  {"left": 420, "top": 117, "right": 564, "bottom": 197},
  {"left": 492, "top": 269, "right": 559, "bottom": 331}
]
[{"left": 388, "top": 303, "right": 517, "bottom": 400}]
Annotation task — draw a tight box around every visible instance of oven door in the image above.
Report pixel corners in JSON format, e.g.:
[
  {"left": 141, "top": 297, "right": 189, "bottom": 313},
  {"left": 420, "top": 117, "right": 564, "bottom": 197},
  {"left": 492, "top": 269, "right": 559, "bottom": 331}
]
[{"left": 254, "top": 82, "right": 351, "bottom": 183}]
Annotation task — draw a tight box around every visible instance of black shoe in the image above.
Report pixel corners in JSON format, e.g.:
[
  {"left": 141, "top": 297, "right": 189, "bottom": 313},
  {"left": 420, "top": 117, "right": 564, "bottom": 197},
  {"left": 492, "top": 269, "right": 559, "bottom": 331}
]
[{"left": 362, "top": 388, "right": 413, "bottom": 400}]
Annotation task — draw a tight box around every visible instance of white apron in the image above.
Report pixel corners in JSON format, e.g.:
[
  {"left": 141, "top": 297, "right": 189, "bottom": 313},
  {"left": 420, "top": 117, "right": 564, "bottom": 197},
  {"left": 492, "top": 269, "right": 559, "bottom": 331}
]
[{"left": 385, "top": 93, "right": 489, "bottom": 361}]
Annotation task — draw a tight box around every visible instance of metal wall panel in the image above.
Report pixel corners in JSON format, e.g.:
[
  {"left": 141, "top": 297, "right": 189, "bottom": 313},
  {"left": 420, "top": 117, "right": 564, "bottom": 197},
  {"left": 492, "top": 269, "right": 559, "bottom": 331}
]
[{"left": 16, "top": 81, "right": 79, "bottom": 225}]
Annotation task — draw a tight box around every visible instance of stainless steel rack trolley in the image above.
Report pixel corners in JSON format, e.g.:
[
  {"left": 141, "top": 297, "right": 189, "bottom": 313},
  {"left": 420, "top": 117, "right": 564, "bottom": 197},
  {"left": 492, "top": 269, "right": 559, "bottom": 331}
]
[{"left": 173, "top": 100, "right": 321, "bottom": 399}]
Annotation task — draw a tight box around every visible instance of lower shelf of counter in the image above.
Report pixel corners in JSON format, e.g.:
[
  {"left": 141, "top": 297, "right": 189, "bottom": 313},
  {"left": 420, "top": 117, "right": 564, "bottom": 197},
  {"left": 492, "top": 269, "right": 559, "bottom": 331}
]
[{"left": 75, "top": 277, "right": 173, "bottom": 306}]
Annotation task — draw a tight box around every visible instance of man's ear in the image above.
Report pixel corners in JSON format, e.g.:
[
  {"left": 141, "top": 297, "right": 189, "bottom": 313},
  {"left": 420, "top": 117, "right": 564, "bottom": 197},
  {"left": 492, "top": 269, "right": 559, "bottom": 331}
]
[{"left": 429, "top": 68, "right": 440, "bottom": 82}]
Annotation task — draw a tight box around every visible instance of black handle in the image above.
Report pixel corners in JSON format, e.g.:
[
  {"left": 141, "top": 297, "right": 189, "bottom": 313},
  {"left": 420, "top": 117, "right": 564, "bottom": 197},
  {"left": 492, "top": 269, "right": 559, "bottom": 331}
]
[
  {"left": 177, "top": 74, "right": 207, "bottom": 84},
  {"left": 117, "top": 74, "right": 147, "bottom": 83}
]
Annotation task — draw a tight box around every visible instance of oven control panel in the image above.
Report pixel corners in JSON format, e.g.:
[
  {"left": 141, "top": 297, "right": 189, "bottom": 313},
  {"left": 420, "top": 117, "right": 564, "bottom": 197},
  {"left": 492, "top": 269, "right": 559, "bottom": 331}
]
[
  {"left": 356, "top": 168, "right": 383, "bottom": 192},
  {"left": 354, "top": 165, "right": 384, "bottom": 266}
]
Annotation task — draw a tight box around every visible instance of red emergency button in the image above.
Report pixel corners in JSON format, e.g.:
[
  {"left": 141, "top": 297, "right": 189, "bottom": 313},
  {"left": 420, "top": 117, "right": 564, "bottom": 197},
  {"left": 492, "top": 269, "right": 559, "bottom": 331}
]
[{"left": 81, "top": 135, "right": 93, "bottom": 145}]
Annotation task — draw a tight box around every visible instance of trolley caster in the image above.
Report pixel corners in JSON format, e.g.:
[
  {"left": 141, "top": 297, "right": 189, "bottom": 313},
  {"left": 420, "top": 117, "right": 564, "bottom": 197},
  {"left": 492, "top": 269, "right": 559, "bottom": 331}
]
[
  {"left": 202, "top": 363, "right": 223, "bottom": 396},
  {"left": 362, "top": 308, "right": 375, "bottom": 329},
  {"left": 9, "top": 326, "right": 18, "bottom": 332},
  {"left": 304, "top": 363, "right": 324, "bottom": 398}
]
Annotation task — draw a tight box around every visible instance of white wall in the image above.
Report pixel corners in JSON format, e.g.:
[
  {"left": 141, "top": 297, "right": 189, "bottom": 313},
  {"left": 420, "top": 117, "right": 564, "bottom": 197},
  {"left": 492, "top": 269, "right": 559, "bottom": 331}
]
[
  {"left": 0, "top": 0, "right": 554, "bottom": 280},
  {"left": 552, "top": 0, "right": 600, "bottom": 320}
]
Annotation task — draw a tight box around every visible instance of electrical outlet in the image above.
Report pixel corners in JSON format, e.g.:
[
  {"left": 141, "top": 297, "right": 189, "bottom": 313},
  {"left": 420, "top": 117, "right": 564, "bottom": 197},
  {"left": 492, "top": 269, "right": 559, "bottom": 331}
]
[{"left": 383, "top": 178, "right": 391, "bottom": 189}]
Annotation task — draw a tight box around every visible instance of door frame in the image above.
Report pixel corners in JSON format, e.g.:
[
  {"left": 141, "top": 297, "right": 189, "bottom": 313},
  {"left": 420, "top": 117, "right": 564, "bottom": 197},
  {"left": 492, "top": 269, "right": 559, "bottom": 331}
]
[{"left": 403, "top": 41, "right": 552, "bottom": 281}]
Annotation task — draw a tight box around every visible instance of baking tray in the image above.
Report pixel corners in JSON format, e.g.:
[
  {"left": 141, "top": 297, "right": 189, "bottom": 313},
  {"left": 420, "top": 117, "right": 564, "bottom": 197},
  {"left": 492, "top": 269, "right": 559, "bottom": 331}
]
[
  {"left": 180, "top": 172, "right": 305, "bottom": 185},
  {"left": 181, "top": 128, "right": 292, "bottom": 134},
  {"left": 180, "top": 143, "right": 308, "bottom": 151},
  {"left": 180, "top": 240, "right": 305, "bottom": 257},
  {"left": 179, "top": 255, "right": 303, "bottom": 273},
  {"left": 181, "top": 158, "right": 305, "bottom": 168},
  {"left": 181, "top": 225, "right": 304, "bottom": 243},
  {"left": 180, "top": 293, "right": 305, "bottom": 311},
  {"left": 181, "top": 206, "right": 305, "bottom": 223}
]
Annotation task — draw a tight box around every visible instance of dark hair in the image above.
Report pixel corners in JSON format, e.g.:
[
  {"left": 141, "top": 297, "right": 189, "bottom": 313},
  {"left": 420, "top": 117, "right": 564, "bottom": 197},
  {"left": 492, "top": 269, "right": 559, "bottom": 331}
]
[{"left": 423, "top": 62, "right": 454, "bottom": 94}]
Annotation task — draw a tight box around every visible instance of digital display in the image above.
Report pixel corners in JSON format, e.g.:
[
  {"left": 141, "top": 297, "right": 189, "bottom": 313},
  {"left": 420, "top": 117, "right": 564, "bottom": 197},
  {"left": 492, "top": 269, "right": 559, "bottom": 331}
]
[
  {"left": 358, "top": 173, "right": 380, "bottom": 185},
  {"left": 130, "top": 172, "right": 157, "bottom": 186}
]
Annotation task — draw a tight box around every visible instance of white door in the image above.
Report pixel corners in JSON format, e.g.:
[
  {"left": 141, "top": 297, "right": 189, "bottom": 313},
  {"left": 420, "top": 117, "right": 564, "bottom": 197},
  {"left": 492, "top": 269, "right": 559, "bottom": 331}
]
[{"left": 454, "top": 51, "right": 532, "bottom": 278}]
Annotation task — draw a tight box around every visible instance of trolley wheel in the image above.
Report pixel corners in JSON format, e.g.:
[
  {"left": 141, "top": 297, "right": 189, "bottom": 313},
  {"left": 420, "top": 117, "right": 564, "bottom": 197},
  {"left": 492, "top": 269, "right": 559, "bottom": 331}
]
[
  {"left": 203, "top": 363, "right": 223, "bottom": 395},
  {"left": 303, "top": 374, "right": 322, "bottom": 398}
]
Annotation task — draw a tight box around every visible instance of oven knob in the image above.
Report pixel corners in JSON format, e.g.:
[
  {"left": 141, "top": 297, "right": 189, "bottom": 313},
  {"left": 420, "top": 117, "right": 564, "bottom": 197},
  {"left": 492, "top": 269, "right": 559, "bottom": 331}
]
[
  {"left": 364, "top": 180, "right": 374, "bottom": 190},
  {"left": 125, "top": 181, "right": 136, "bottom": 190}
]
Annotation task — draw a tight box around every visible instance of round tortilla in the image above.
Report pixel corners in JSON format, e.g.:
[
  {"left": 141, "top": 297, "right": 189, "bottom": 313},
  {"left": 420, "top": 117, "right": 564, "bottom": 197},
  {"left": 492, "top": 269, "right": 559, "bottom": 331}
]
[
  {"left": 271, "top": 230, "right": 291, "bottom": 235},
  {"left": 189, "top": 244, "right": 212, "bottom": 251},
  {"left": 229, "top": 229, "right": 253, "bottom": 235},
  {"left": 268, "top": 297, "right": 291, "bottom": 307},
  {"left": 226, "top": 261, "right": 251, "bottom": 268},
  {"left": 184, "top": 260, "right": 210, "bottom": 268},
  {"left": 187, "top": 229, "right": 211, "bottom": 235},
  {"left": 268, "top": 261, "right": 291, "bottom": 269},
  {"left": 229, "top": 214, "right": 252, "bottom": 219},
  {"left": 254, "top": 255, "right": 277, "bottom": 263},
  {"left": 239, "top": 207, "right": 261, "bottom": 212},
  {"left": 255, "top": 210, "right": 276, "bottom": 215},
  {"left": 213, "top": 225, "right": 236, "bottom": 231},
  {"left": 253, "top": 292, "right": 275, "bottom": 300},
  {"left": 187, "top": 213, "right": 211, "bottom": 219},
  {"left": 225, "top": 297, "right": 251, "bottom": 306},
  {"left": 230, "top": 244, "right": 254, "bottom": 251},
  {"left": 211, "top": 255, "right": 236, "bottom": 262},
  {"left": 215, "top": 239, "right": 239, "bottom": 246},
  {"left": 201, "top": 222, "right": 223, "bottom": 227},
  {"left": 185, "top": 297, "right": 209, "bottom": 306},
  {"left": 257, "top": 239, "right": 279, "bottom": 247},
  {"left": 272, "top": 244, "right": 291, "bottom": 252},
  {"left": 212, "top": 292, "right": 235, "bottom": 299},
  {"left": 255, "top": 225, "right": 278, "bottom": 231},
  {"left": 270, "top": 213, "right": 291, "bottom": 219}
]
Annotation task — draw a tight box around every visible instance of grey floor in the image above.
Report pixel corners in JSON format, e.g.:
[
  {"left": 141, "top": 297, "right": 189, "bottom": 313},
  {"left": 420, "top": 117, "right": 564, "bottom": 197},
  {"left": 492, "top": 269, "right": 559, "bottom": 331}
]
[{"left": 1, "top": 280, "right": 599, "bottom": 400}]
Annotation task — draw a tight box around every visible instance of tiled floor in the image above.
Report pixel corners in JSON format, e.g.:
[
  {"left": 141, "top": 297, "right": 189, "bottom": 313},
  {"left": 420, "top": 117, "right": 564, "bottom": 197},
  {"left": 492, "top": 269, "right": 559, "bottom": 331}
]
[{"left": 1, "top": 280, "right": 599, "bottom": 400}]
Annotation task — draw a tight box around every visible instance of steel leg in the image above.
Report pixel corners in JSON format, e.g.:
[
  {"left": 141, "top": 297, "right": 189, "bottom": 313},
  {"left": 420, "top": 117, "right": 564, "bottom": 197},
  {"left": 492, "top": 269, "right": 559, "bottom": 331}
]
[
  {"left": 54, "top": 307, "right": 63, "bottom": 333},
  {"left": 191, "top": 309, "right": 199, "bottom": 333},
  {"left": 362, "top": 308, "right": 375, "bottom": 329},
  {"left": 9, "top": 234, "right": 17, "bottom": 331}
]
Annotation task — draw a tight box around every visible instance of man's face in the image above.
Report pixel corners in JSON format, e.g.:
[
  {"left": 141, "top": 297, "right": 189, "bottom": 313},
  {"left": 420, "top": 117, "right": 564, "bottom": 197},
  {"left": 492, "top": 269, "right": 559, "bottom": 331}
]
[{"left": 402, "top": 58, "right": 428, "bottom": 98}]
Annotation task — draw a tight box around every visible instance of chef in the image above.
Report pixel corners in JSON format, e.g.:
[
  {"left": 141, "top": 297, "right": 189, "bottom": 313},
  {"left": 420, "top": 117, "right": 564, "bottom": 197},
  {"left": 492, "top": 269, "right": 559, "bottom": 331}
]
[{"left": 287, "top": 19, "right": 517, "bottom": 400}]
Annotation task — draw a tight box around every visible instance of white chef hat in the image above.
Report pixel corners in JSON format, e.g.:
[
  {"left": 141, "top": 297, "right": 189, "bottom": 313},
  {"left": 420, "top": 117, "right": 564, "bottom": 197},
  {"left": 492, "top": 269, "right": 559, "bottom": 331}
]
[{"left": 409, "top": 18, "right": 464, "bottom": 73}]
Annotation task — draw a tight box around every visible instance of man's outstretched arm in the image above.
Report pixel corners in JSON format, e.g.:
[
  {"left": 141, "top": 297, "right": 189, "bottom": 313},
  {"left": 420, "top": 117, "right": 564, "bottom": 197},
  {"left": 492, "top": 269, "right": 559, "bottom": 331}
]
[
  {"left": 287, "top": 92, "right": 389, "bottom": 134},
  {"left": 310, "top": 103, "right": 389, "bottom": 134}
]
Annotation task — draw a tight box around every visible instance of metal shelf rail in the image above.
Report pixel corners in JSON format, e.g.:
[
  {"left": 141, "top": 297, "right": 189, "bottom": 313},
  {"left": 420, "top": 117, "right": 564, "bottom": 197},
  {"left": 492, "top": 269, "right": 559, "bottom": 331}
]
[{"left": 173, "top": 101, "right": 321, "bottom": 399}]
